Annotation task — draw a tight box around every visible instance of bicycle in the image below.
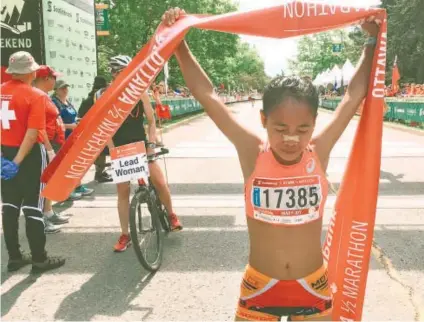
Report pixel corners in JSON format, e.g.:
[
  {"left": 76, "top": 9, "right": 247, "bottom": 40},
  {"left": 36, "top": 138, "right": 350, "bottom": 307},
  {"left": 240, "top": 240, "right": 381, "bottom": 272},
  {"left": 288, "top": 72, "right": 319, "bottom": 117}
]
[{"left": 129, "top": 143, "right": 172, "bottom": 272}]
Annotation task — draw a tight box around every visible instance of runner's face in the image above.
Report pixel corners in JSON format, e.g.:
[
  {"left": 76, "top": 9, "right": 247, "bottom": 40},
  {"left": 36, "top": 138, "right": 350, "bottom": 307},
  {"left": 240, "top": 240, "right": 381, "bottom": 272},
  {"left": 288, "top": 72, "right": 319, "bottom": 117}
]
[{"left": 261, "top": 98, "right": 316, "bottom": 163}]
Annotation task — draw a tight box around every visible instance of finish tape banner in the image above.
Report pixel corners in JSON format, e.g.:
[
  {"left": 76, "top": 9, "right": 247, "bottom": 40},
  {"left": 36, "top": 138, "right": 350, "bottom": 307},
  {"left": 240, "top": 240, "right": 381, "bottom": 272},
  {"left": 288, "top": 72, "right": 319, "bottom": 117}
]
[{"left": 42, "top": 1, "right": 386, "bottom": 320}]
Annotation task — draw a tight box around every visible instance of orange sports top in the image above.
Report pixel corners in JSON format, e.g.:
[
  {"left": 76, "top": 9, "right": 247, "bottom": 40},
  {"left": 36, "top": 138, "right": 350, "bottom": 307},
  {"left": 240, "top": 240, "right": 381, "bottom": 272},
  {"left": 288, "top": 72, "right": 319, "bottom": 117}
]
[{"left": 245, "top": 144, "right": 328, "bottom": 226}]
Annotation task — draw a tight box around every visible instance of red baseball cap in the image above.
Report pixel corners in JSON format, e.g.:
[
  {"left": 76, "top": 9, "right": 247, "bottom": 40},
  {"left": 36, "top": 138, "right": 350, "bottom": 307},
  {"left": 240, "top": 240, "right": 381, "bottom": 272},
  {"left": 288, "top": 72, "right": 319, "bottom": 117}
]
[{"left": 36, "top": 65, "right": 62, "bottom": 78}]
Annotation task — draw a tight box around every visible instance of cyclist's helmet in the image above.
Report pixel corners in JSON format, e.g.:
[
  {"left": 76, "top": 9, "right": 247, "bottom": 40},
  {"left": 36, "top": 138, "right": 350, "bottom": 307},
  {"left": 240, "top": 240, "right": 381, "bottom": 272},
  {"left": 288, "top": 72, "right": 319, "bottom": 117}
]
[{"left": 109, "top": 55, "right": 132, "bottom": 73}]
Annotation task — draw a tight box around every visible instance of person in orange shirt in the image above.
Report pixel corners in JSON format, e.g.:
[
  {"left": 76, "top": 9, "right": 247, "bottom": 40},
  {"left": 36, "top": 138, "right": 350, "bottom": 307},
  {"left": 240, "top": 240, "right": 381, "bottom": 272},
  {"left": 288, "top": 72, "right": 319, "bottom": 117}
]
[
  {"left": 166, "top": 8, "right": 380, "bottom": 320},
  {"left": 33, "top": 65, "right": 71, "bottom": 234},
  {"left": 1, "top": 51, "right": 65, "bottom": 273}
]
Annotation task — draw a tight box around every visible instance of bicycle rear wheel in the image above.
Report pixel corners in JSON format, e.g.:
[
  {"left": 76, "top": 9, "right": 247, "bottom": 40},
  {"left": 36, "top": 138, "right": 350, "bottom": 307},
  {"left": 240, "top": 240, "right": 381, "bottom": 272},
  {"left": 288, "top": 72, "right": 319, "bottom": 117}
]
[{"left": 129, "top": 188, "right": 163, "bottom": 272}]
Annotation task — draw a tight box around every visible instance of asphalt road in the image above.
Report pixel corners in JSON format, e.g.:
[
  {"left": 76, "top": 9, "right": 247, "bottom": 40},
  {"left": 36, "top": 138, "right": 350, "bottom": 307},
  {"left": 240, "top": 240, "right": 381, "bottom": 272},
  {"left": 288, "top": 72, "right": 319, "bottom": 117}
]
[{"left": 2, "top": 101, "right": 423, "bottom": 321}]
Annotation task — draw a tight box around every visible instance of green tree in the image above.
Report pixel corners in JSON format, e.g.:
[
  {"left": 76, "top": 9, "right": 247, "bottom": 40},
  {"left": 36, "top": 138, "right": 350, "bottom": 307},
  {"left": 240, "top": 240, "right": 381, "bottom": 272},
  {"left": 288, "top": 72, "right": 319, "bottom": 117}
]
[
  {"left": 288, "top": 29, "right": 365, "bottom": 79},
  {"left": 95, "top": 0, "right": 268, "bottom": 90},
  {"left": 382, "top": 0, "right": 424, "bottom": 83}
]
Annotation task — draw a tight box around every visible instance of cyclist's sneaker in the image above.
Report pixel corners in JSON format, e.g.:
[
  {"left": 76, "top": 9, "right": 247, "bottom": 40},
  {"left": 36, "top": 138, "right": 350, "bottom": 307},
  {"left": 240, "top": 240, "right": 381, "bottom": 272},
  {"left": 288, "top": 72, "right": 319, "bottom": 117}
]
[
  {"left": 8, "top": 252, "right": 32, "bottom": 272},
  {"left": 75, "top": 185, "right": 94, "bottom": 197},
  {"left": 44, "top": 218, "right": 61, "bottom": 234},
  {"left": 67, "top": 191, "right": 82, "bottom": 201},
  {"left": 114, "top": 234, "right": 131, "bottom": 252},
  {"left": 32, "top": 256, "right": 65, "bottom": 273},
  {"left": 46, "top": 211, "right": 69, "bottom": 224},
  {"left": 169, "top": 213, "right": 183, "bottom": 231},
  {"left": 95, "top": 171, "right": 113, "bottom": 183}
]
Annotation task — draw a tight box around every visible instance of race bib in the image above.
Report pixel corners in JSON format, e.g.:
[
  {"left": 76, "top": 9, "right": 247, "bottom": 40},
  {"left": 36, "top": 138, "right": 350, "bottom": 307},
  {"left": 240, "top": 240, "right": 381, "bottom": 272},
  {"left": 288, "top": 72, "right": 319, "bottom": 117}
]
[
  {"left": 110, "top": 142, "right": 149, "bottom": 184},
  {"left": 251, "top": 176, "right": 323, "bottom": 225}
]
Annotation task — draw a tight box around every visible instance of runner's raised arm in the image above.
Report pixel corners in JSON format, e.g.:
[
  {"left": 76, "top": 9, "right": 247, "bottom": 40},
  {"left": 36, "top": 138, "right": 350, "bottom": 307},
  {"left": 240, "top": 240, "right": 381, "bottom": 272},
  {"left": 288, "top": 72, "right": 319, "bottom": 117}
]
[{"left": 168, "top": 9, "right": 262, "bottom": 178}]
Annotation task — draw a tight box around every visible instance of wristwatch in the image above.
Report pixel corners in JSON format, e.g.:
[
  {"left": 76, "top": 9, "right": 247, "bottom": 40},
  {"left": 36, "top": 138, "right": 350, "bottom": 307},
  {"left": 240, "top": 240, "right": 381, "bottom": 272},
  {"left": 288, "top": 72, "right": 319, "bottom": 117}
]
[{"left": 365, "top": 36, "right": 377, "bottom": 47}]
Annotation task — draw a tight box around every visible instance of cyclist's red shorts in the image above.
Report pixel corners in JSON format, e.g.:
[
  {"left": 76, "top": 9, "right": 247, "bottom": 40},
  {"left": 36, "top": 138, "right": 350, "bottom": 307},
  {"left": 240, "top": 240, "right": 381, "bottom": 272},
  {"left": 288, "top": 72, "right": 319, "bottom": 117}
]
[{"left": 236, "top": 264, "right": 332, "bottom": 321}]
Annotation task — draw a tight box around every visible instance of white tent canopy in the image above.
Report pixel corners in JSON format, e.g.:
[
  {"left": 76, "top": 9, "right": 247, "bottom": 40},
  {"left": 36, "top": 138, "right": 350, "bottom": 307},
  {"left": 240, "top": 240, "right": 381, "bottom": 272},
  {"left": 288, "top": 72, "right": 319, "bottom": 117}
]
[
  {"left": 341, "top": 59, "right": 355, "bottom": 85},
  {"left": 313, "top": 61, "right": 356, "bottom": 87}
]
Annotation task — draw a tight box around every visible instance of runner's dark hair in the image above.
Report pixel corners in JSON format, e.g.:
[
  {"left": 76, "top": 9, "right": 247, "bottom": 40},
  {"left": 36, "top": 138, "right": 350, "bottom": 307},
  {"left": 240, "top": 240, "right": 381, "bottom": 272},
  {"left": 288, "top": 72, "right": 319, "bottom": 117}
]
[{"left": 262, "top": 75, "right": 319, "bottom": 117}]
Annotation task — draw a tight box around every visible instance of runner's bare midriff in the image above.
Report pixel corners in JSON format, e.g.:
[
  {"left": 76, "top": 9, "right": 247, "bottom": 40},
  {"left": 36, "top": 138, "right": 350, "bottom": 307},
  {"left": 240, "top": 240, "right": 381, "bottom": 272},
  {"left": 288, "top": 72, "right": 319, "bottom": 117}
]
[{"left": 247, "top": 216, "right": 324, "bottom": 280}]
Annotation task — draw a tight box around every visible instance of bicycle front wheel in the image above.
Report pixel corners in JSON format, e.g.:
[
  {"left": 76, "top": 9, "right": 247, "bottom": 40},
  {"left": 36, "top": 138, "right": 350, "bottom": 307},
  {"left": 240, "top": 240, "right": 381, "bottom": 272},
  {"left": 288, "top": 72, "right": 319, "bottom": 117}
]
[{"left": 129, "top": 188, "right": 163, "bottom": 272}]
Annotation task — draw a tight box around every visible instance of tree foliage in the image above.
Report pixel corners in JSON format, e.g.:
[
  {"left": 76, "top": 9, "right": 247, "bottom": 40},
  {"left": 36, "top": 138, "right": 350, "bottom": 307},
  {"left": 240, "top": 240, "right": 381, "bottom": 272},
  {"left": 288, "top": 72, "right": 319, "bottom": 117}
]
[
  {"left": 382, "top": 0, "right": 424, "bottom": 83},
  {"left": 96, "top": 0, "right": 269, "bottom": 90},
  {"left": 290, "top": 0, "right": 424, "bottom": 84},
  {"left": 288, "top": 28, "right": 365, "bottom": 79}
]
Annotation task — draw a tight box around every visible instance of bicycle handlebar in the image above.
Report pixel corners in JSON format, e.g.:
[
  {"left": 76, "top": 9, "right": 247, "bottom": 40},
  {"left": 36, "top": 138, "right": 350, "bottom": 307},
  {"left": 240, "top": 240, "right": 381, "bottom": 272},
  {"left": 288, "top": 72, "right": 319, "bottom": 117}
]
[{"left": 146, "top": 147, "right": 169, "bottom": 162}]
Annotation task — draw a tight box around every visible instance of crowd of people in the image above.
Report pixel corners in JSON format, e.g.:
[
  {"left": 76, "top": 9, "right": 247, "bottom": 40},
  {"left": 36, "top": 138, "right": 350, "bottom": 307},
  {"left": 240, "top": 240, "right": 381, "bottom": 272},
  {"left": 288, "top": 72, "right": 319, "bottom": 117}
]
[
  {"left": 0, "top": 51, "right": 182, "bottom": 273},
  {"left": 385, "top": 83, "right": 424, "bottom": 97}
]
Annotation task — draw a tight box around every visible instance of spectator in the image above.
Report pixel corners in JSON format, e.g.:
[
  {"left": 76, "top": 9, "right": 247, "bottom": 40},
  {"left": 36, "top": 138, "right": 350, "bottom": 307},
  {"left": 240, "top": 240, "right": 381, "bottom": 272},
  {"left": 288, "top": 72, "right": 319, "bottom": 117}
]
[
  {"left": 78, "top": 76, "right": 113, "bottom": 183},
  {"left": 1, "top": 51, "right": 65, "bottom": 272},
  {"left": 51, "top": 80, "right": 94, "bottom": 197},
  {"left": 33, "top": 66, "right": 71, "bottom": 233}
]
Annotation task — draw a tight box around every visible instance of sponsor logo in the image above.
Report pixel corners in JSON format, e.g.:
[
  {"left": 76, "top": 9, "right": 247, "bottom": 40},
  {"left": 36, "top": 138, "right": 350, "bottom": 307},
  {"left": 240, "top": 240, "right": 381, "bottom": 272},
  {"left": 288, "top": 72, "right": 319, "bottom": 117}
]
[
  {"left": 306, "top": 158, "right": 316, "bottom": 174},
  {"left": 311, "top": 272, "right": 328, "bottom": 291},
  {"left": 1, "top": 0, "right": 34, "bottom": 36}
]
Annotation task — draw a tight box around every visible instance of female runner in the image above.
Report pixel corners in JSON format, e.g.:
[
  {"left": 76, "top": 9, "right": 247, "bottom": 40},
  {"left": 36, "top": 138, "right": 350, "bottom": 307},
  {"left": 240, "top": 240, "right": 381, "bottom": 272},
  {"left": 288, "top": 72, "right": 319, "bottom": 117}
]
[{"left": 164, "top": 8, "right": 380, "bottom": 321}]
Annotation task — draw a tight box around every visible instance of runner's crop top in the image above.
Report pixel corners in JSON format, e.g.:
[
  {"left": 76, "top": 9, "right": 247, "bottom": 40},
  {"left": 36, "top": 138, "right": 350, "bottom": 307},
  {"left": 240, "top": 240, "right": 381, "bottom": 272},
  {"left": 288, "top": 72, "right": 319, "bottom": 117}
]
[{"left": 245, "top": 144, "right": 328, "bottom": 226}]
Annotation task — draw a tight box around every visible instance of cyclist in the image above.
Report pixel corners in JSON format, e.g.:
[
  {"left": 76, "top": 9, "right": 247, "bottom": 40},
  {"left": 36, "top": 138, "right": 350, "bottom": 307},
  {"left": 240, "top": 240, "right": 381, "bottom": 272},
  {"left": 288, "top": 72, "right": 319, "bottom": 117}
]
[
  {"left": 98, "top": 55, "right": 182, "bottom": 252},
  {"left": 1, "top": 51, "right": 65, "bottom": 272},
  {"left": 33, "top": 65, "right": 70, "bottom": 234},
  {"left": 165, "top": 8, "right": 380, "bottom": 320}
]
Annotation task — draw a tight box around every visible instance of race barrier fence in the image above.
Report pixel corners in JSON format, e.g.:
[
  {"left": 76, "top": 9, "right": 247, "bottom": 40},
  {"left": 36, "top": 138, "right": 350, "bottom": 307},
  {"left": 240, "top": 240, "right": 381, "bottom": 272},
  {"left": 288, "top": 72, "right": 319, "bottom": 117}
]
[{"left": 320, "top": 97, "right": 424, "bottom": 124}]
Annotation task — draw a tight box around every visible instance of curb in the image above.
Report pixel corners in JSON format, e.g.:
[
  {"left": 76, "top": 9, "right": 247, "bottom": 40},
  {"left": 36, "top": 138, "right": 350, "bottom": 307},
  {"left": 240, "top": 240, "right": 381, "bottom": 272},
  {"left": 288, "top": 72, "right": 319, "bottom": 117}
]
[{"left": 319, "top": 108, "right": 424, "bottom": 136}]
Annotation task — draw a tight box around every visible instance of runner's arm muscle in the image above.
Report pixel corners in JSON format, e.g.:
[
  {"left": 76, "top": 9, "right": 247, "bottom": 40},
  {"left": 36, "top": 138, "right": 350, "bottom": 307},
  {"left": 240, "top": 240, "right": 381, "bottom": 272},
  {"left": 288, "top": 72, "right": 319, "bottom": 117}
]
[
  {"left": 175, "top": 40, "right": 262, "bottom": 177},
  {"left": 312, "top": 21, "right": 379, "bottom": 168}
]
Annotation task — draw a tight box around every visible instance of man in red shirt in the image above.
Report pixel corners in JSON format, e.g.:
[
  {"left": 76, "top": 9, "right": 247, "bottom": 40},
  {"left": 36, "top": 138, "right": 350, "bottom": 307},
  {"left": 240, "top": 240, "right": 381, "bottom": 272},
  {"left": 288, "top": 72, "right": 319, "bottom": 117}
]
[
  {"left": 33, "top": 65, "right": 71, "bottom": 233},
  {"left": 1, "top": 51, "right": 65, "bottom": 273}
]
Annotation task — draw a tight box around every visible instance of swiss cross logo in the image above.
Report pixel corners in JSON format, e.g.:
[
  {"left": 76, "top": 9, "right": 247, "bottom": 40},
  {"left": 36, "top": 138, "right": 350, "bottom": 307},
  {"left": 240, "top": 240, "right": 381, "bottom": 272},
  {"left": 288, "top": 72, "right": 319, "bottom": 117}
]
[{"left": 0, "top": 101, "right": 16, "bottom": 129}]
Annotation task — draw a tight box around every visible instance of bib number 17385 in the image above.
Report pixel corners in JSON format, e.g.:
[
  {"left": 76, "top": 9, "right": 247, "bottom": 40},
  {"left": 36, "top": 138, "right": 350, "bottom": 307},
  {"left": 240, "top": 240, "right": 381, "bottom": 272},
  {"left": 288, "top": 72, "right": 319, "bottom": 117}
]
[{"left": 252, "top": 176, "right": 322, "bottom": 212}]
